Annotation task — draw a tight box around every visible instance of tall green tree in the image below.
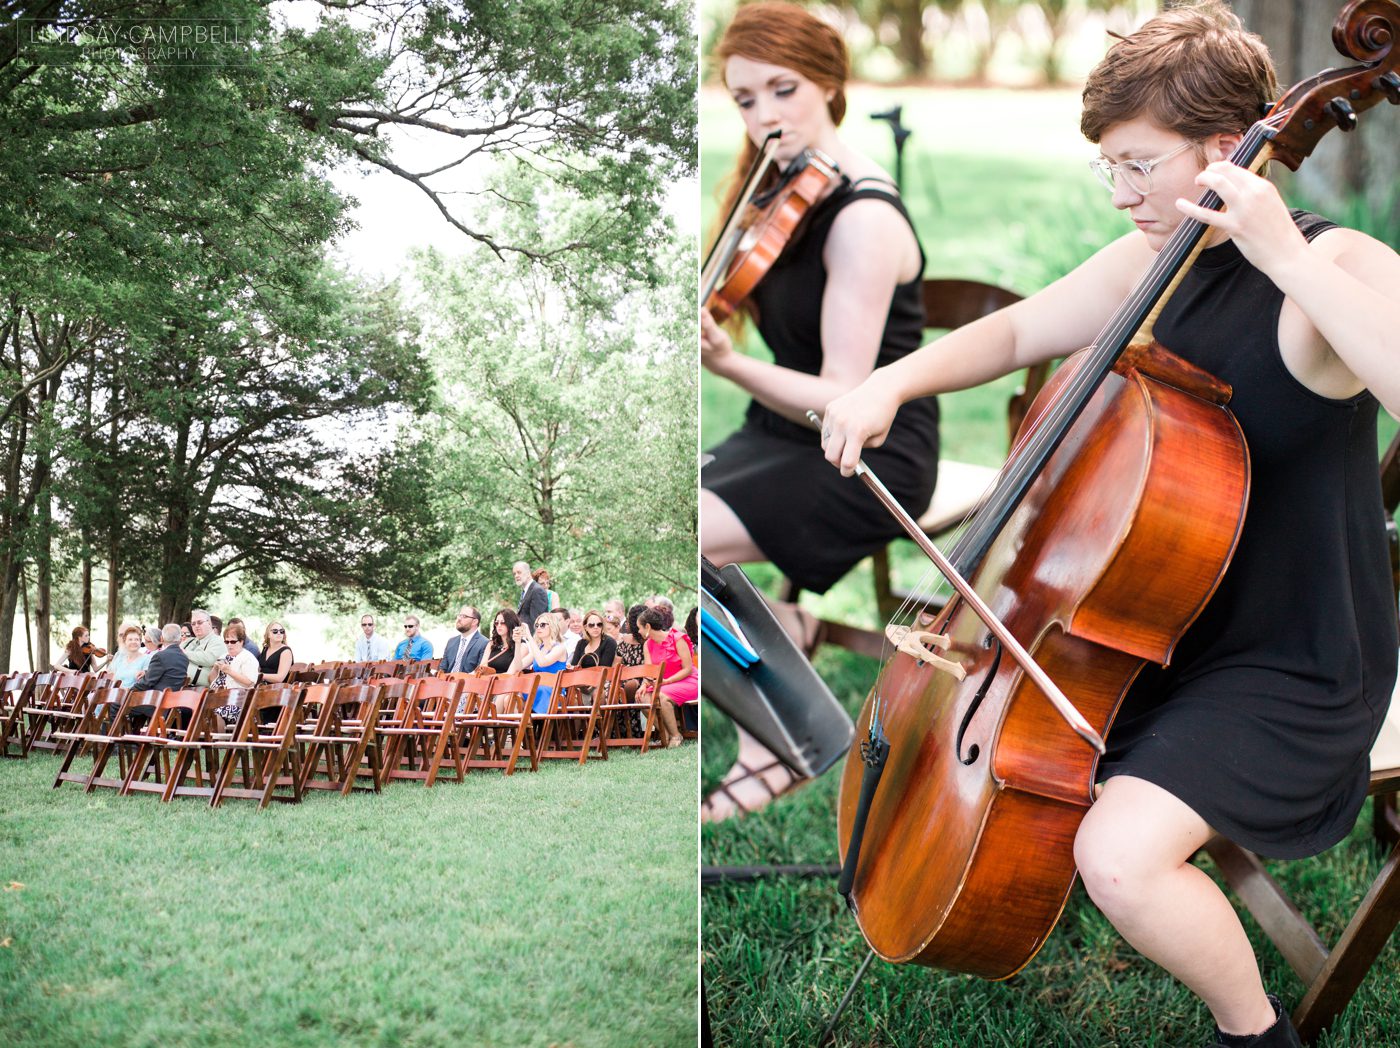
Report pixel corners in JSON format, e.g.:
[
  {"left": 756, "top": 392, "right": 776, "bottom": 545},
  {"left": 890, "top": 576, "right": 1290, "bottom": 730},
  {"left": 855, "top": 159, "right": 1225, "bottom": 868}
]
[{"left": 416, "top": 165, "right": 696, "bottom": 613}]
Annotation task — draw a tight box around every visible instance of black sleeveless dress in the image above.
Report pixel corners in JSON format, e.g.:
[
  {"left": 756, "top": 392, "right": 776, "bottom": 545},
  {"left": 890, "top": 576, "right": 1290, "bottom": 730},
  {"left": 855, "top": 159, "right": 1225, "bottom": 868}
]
[
  {"left": 703, "top": 179, "right": 938, "bottom": 594},
  {"left": 1099, "top": 212, "right": 1397, "bottom": 859}
]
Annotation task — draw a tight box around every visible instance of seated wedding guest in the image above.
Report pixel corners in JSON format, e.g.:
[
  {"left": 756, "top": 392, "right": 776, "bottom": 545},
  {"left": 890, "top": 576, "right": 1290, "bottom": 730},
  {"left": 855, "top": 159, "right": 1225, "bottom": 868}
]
[
  {"left": 637, "top": 607, "right": 696, "bottom": 749},
  {"left": 180, "top": 623, "right": 193, "bottom": 643},
  {"left": 618, "top": 603, "right": 646, "bottom": 656},
  {"left": 483, "top": 609, "right": 523, "bottom": 674},
  {"left": 182, "top": 609, "right": 222, "bottom": 686},
  {"left": 512, "top": 612, "right": 570, "bottom": 713},
  {"left": 259, "top": 621, "right": 295, "bottom": 684},
  {"left": 570, "top": 610, "right": 617, "bottom": 670},
  {"left": 554, "top": 607, "right": 581, "bottom": 649},
  {"left": 107, "top": 625, "right": 150, "bottom": 687},
  {"left": 61, "top": 626, "right": 109, "bottom": 673},
  {"left": 685, "top": 606, "right": 698, "bottom": 652},
  {"left": 209, "top": 614, "right": 222, "bottom": 632},
  {"left": 143, "top": 626, "right": 162, "bottom": 655},
  {"left": 646, "top": 595, "right": 675, "bottom": 629},
  {"left": 614, "top": 603, "right": 649, "bottom": 737},
  {"left": 128, "top": 624, "right": 192, "bottom": 730},
  {"left": 355, "top": 613, "right": 392, "bottom": 661},
  {"left": 394, "top": 614, "right": 433, "bottom": 661},
  {"left": 227, "top": 617, "right": 259, "bottom": 659},
  {"left": 440, "top": 606, "right": 487, "bottom": 675},
  {"left": 212, "top": 625, "right": 262, "bottom": 726}
]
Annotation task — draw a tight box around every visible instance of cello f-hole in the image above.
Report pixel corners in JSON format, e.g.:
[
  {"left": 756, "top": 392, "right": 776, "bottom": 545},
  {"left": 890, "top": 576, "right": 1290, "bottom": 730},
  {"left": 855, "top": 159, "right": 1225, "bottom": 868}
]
[{"left": 957, "top": 633, "right": 1002, "bottom": 766}]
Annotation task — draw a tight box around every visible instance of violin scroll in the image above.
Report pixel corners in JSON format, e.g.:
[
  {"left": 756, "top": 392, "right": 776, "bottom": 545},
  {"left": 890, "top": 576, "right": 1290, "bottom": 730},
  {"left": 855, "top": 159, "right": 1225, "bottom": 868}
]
[{"left": 1265, "top": 0, "right": 1400, "bottom": 168}]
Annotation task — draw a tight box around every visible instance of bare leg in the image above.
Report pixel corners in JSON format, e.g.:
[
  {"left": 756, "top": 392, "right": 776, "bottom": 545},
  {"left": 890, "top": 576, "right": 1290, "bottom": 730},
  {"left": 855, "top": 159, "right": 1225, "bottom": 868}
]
[
  {"left": 701, "top": 488, "right": 765, "bottom": 565},
  {"left": 655, "top": 697, "right": 680, "bottom": 746},
  {"left": 1074, "top": 775, "right": 1277, "bottom": 1037}
]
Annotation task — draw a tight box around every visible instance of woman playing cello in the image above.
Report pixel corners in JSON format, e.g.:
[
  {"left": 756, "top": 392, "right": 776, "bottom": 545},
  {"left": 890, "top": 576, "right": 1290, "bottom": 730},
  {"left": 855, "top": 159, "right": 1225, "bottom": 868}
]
[
  {"left": 821, "top": 4, "right": 1400, "bottom": 1044},
  {"left": 701, "top": 0, "right": 935, "bottom": 821}
]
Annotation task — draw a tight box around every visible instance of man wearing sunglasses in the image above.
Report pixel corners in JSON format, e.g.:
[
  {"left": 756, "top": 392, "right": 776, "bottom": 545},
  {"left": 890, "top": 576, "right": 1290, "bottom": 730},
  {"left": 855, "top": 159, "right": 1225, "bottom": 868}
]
[
  {"left": 355, "top": 614, "right": 391, "bottom": 661},
  {"left": 393, "top": 614, "right": 434, "bottom": 661}
]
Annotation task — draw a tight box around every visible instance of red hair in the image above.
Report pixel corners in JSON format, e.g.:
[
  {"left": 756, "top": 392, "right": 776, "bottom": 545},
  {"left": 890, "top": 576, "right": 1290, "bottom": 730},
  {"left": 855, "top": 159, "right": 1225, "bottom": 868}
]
[{"left": 710, "top": 2, "right": 850, "bottom": 324}]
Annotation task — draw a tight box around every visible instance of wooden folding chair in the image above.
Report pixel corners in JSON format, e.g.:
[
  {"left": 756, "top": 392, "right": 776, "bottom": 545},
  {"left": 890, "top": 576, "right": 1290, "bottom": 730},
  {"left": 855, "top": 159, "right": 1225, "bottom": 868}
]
[
  {"left": 604, "top": 663, "right": 665, "bottom": 753},
  {"left": 533, "top": 665, "right": 610, "bottom": 765},
  {"left": 377, "top": 676, "right": 464, "bottom": 787},
  {"left": 20, "top": 670, "right": 94, "bottom": 755},
  {"left": 427, "top": 673, "right": 497, "bottom": 785},
  {"left": 459, "top": 672, "right": 539, "bottom": 775},
  {"left": 296, "top": 682, "right": 387, "bottom": 795},
  {"left": 120, "top": 689, "right": 214, "bottom": 798},
  {"left": 206, "top": 684, "right": 304, "bottom": 808},
  {"left": 50, "top": 686, "right": 132, "bottom": 790},
  {"left": 0, "top": 672, "right": 37, "bottom": 758}
]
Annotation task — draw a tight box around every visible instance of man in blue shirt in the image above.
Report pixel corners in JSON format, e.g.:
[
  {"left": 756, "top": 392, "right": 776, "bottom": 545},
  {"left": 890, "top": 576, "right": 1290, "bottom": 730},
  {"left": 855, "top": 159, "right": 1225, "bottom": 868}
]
[{"left": 394, "top": 614, "right": 434, "bottom": 661}]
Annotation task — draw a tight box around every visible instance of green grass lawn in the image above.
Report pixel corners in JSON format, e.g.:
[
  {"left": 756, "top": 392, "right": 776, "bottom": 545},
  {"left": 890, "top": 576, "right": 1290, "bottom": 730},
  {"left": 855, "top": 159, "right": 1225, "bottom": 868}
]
[
  {"left": 701, "top": 648, "right": 1400, "bottom": 1047},
  {"left": 0, "top": 746, "right": 698, "bottom": 1048}
]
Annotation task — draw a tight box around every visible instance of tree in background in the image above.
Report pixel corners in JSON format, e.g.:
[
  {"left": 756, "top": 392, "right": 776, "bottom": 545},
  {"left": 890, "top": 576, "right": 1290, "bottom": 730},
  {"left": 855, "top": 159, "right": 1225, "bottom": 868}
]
[
  {"left": 0, "top": 0, "right": 697, "bottom": 668},
  {"left": 417, "top": 165, "right": 696, "bottom": 612}
]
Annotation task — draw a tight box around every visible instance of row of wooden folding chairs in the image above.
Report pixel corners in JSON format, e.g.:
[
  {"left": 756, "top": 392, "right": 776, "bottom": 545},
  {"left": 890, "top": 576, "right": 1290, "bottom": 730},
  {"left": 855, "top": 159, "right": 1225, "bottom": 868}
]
[
  {"left": 17, "top": 659, "right": 671, "bottom": 808},
  {"left": 1, "top": 669, "right": 121, "bottom": 759}
]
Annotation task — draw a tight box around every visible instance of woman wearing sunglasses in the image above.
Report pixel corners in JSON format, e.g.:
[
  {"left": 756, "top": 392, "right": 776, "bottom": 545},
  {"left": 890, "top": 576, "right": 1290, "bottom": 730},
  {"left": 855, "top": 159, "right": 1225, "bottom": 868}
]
[
  {"left": 512, "top": 613, "right": 570, "bottom": 713},
  {"left": 258, "top": 621, "right": 295, "bottom": 684},
  {"left": 569, "top": 609, "right": 617, "bottom": 670},
  {"left": 213, "top": 623, "right": 262, "bottom": 726}
]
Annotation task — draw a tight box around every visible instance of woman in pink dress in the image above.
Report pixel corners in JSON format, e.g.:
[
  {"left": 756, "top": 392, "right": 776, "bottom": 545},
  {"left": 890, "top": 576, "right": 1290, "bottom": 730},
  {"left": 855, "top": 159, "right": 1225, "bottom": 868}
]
[{"left": 637, "top": 607, "right": 695, "bottom": 749}]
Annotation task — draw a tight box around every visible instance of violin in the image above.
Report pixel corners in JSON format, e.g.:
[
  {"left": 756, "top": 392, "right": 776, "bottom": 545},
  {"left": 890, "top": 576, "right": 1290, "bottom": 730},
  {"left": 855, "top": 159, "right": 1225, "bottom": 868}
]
[
  {"left": 80, "top": 641, "right": 107, "bottom": 658},
  {"left": 834, "top": 0, "right": 1400, "bottom": 980},
  {"left": 702, "top": 139, "right": 843, "bottom": 323}
]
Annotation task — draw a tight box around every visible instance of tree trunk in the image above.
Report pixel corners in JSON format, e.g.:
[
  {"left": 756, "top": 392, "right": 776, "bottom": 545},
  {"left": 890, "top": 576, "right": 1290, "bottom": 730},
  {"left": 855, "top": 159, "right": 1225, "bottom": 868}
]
[
  {"left": 81, "top": 556, "right": 92, "bottom": 627},
  {"left": 106, "top": 542, "right": 119, "bottom": 651},
  {"left": 34, "top": 485, "right": 51, "bottom": 671},
  {"left": 893, "top": 0, "right": 927, "bottom": 80},
  {"left": 20, "top": 564, "right": 34, "bottom": 670},
  {"left": 0, "top": 559, "right": 18, "bottom": 673}
]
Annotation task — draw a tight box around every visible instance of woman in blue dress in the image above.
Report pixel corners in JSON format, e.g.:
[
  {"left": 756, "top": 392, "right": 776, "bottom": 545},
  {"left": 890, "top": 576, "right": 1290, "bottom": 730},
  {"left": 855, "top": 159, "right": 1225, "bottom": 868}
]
[{"left": 512, "top": 612, "right": 570, "bottom": 713}]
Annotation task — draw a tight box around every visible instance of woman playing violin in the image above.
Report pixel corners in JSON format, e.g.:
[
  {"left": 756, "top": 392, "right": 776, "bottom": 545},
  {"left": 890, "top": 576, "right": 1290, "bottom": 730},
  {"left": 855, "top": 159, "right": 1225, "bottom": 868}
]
[
  {"left": 822, "top": 4, "right": 1400, "bottom": 1045},
  {"left": 61, "top": 626, "right": 109, "bottom": 673},
  {"left": 701, "top": 0, "right": 935, "bottom": 822}
]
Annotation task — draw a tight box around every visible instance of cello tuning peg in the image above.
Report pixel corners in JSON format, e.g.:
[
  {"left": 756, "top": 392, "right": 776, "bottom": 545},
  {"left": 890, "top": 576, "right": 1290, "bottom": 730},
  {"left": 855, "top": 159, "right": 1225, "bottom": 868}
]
[
  {"left": 1326, "top": 96, "right": 1358, "bottom": 131},
  {"left": 1379, "top": 71, "right": 1400, "bottom": 106}
]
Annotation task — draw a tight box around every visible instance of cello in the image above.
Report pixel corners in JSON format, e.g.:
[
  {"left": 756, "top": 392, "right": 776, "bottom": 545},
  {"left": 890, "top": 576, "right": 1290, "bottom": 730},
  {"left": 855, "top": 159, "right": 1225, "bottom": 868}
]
[{"left": 834, "top": 0, "right": 1400, "bottom": 980}]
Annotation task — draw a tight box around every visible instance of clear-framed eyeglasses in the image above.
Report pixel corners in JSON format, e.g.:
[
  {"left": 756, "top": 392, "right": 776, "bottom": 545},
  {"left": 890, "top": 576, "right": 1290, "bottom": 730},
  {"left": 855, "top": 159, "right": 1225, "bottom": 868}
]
[{"left": 1089, "top": 140, "right": 1194, "bottom": 194}]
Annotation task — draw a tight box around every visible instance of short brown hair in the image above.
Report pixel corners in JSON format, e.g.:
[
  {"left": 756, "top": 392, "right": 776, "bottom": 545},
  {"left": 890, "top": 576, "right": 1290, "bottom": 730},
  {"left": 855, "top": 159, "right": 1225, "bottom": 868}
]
[{"left": 1080, "top": 1, "right": 1277, "bottom": 144}]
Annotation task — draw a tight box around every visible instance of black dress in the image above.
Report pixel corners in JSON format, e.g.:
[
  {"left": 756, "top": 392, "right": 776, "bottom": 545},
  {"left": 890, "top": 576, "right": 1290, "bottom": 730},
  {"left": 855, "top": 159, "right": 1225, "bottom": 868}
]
[
  {"left": 703, "top": 179, "right": 938, "bottom": 594},
  {"left": 1099, "top": 212, "right": 1397, "bottom": 858},
  {"left": 485, "top": 644, "right": 515, "bottom": 674}
]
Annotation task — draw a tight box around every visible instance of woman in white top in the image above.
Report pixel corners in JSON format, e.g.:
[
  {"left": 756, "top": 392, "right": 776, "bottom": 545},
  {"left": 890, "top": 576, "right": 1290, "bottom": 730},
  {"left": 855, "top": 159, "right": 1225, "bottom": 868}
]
[{"left": 212, "top": 625, "right": 261, "bottom": 726}]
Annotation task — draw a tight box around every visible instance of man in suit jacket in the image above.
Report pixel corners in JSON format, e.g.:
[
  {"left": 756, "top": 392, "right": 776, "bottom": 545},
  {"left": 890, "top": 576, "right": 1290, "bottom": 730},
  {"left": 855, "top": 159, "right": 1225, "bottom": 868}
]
[
  {"left": 132, "top": 624, "right": 192, "bottom": 692},
  {"left": 440, "top": 606, "right": 487, "bottom": 675},
  {"left": 515, "top": 561, "right": 549, "bottom": 626},
  {"left": 181, "top": 608, "right": 223, "bottom": 686}
]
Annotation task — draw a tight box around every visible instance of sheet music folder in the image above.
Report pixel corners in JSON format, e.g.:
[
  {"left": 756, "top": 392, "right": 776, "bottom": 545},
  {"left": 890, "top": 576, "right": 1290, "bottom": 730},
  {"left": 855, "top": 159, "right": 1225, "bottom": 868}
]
[{"left": 701, "top": 557, "right": 853, "bottom": 779}]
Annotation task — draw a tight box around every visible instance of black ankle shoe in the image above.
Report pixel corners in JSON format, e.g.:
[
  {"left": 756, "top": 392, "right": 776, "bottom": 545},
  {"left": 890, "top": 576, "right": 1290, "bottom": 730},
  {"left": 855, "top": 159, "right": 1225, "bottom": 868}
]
[{"left": 1206, "top": 995, "right": 1302, "bottom": 1048}]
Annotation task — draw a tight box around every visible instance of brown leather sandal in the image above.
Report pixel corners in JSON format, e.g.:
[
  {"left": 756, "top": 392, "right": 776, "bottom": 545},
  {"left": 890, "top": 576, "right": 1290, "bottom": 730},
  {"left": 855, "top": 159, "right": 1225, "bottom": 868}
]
[{"left": 701, "top": 759, "right": 807, "bottom": 823}]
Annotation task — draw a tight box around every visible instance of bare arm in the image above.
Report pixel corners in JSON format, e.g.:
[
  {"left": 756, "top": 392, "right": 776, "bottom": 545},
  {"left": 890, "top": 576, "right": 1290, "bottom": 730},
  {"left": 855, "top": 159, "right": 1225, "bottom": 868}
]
[
  {"left": 821, "top": 232, "right": 1149, "bottom": 475},
  {"left": 702, "top": 198, "right": 921, "bottom": 425},
  {"left": 1182, "top": 163, "right": 1400, "bottom": 412}
]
